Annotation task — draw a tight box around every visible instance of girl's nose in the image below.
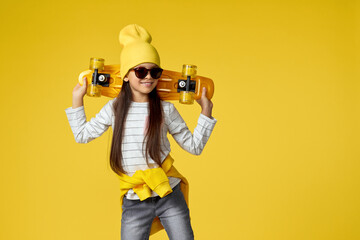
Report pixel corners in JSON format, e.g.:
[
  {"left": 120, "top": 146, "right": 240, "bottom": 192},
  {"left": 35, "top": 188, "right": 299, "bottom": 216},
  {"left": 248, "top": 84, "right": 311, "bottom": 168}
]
[{"left": 144, "top": 71, "right": 152, "bottom": 79}]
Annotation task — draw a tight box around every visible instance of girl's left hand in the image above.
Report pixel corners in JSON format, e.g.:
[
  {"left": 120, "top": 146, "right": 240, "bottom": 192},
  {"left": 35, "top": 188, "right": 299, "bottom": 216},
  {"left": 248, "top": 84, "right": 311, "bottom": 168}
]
[{"left": 196, "top": 87, "right": 213, "bottom": 119}]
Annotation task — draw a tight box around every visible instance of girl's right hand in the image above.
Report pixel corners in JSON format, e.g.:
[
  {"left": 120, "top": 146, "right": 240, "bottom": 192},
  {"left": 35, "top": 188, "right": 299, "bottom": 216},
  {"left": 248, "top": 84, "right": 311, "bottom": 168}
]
[
  {"left": 72, "top": 77, "right": 87, "bottom": 109},
  {"left": 72, "top": 77, "right": 88, "bottom": 99}
]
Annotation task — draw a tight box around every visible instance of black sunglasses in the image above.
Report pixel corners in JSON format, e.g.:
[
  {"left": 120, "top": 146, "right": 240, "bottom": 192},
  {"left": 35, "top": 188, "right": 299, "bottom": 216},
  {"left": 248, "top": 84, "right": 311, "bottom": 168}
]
[{"left": 132, "top": 67, "right": 163, "bottom": 79}]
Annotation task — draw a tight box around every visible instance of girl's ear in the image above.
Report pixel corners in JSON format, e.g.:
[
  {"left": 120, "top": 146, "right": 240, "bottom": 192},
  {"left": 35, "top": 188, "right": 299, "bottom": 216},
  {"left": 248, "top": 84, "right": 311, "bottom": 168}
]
[{"left": 124, "top": 77, "right": 129, "bottom": 82}]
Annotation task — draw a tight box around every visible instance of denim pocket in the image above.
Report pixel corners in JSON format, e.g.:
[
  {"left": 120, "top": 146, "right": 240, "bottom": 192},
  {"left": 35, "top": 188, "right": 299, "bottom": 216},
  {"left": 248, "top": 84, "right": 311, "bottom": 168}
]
[{"left": 122, "top": 196, "right": 141, "bottom": 209}]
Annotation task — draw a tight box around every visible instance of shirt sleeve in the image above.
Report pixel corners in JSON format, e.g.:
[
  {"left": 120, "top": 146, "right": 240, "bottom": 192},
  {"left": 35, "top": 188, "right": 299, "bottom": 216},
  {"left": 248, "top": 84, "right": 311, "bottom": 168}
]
[
  {"left": 64, "top": 100, "right": 114, "bottom": 143},
  {"left": 166, "top": 102, "right": 217, "bottom": 155}
]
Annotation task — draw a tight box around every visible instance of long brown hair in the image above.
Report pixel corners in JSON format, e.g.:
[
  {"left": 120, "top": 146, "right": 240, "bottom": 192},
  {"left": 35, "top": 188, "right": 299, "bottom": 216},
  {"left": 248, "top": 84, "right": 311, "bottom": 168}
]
[{"left": 110, "top": 81, "right": 164, "bottom": 175}]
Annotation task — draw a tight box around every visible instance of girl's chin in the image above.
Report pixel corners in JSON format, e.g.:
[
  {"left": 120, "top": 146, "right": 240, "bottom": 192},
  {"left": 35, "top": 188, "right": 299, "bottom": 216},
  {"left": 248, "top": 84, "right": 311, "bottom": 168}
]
[{"left": 140, "top": 84, "right": 156, "bottom": 92}]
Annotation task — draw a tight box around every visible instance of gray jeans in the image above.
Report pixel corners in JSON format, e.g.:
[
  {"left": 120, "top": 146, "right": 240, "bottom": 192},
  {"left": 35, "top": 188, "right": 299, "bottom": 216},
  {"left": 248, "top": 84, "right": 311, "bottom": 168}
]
[{"left": 121, "top": 183, "right": 194, "bottom": 240}]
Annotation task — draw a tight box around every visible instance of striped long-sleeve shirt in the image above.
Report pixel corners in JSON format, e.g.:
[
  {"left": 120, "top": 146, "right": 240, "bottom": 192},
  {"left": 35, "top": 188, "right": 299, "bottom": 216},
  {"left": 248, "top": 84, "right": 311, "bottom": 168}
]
[{"left": 65, "top": 99, "right": 217, "bottom": 199}]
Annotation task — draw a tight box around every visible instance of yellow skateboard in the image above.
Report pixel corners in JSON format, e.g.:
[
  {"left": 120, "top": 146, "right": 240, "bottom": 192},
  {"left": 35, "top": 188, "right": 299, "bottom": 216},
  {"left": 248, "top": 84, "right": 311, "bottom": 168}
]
[{"left": 78, "top": 58, "right": 214, "bottom": 104}]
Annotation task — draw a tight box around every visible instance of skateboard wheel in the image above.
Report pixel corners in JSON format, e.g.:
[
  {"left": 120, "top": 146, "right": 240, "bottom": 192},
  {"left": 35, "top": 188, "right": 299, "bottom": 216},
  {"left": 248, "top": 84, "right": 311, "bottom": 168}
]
[
  {"left": 87, "top": 84, "right": 102, "bottom": 97},
  {"left": 182, "top": 64, "right": 197, "bottom": 78},
  {"left": 179, "top": 91, "right": 194, "bottom": 104},
  {"left": 89, "top": 58, "right": 105, "bottom": 71}
]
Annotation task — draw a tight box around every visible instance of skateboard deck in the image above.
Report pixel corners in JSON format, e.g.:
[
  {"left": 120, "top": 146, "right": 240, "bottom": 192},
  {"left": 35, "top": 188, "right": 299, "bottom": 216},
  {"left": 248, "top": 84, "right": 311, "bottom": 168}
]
[{"left": 78, "top": 59, "right": 214, "bottom": 103}]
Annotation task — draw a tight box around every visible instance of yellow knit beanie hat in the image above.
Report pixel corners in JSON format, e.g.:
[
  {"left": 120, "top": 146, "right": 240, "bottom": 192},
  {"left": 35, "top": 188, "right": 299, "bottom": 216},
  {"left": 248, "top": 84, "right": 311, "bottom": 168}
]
[{"left": 119, "top": 24, "right": 160, "bottom": 80}]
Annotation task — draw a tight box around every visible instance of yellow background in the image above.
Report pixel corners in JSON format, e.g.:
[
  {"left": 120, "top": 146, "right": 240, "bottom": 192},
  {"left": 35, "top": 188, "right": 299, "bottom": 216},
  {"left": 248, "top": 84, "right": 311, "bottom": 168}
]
[{"left": 1, "top": 0, "right": 359, "bottom": 239}]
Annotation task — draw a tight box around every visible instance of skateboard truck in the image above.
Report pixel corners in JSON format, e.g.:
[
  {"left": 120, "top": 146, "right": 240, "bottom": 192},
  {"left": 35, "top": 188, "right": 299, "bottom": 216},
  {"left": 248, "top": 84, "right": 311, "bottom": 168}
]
[
  {"left": 178, "top": 64, "right": 197, "bottom": 104},
  {"left": 87, "top": 58, "right": 110, "bottom": 97}
]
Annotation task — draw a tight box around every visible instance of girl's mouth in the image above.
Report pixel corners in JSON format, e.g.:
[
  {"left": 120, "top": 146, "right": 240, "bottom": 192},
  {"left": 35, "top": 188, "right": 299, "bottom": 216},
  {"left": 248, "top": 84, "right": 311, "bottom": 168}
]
[{"left": 140, "top": 82, "right": 153, "bottom": 87}]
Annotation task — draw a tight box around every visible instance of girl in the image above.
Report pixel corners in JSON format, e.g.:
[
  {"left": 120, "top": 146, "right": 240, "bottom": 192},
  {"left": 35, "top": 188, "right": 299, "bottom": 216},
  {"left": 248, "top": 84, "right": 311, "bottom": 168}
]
[{"left": 65, "top": 24, "right": 217, "bottom": 240}]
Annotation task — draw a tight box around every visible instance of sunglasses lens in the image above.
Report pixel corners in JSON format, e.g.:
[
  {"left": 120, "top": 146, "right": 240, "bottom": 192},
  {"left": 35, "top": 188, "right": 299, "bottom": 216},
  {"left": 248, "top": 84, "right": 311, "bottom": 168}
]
[
  {"left": 134, "top": 67, "right": 148, "bottom": 79},
  {"left": 150, "top": 68, "right": 163, "bottom": 79}
]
